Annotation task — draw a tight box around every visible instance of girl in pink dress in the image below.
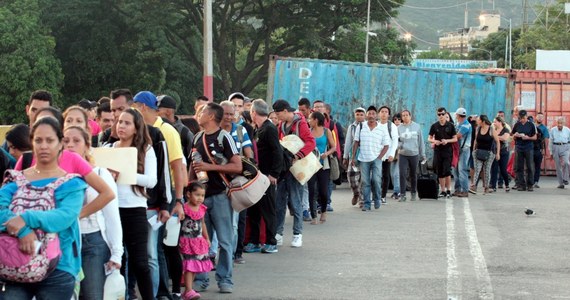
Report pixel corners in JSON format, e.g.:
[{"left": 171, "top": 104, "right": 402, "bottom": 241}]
[{"left": 180, "top": 182, "right": 212, "bottom": 300}]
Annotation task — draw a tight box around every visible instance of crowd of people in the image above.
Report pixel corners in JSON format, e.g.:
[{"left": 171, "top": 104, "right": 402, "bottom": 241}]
[{"left": 0, "top": 89, "right": 569, "bottom": 300}]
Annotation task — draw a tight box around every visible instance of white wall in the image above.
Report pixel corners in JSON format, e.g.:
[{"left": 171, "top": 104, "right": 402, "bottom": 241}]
[{"left": 536, "top": 50, "right": 570, "bottom": 71}]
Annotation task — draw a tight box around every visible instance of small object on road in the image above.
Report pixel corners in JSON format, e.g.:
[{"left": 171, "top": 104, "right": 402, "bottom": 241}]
[{"left": 524, "top": 208, "right": 535, "bottom": 216}]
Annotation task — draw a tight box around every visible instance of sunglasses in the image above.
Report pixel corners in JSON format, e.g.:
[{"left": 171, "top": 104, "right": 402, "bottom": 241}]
[{"left": 437, "top": 113, "right": 446, "bottom": 116}]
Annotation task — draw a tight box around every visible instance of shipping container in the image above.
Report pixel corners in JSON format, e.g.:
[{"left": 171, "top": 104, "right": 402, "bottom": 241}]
[
  {"left": 471, "top": 69, "right": 570, "bottom": 175},
  {"left": 267, "top": 56, "right": 512, "bottom": 160}
]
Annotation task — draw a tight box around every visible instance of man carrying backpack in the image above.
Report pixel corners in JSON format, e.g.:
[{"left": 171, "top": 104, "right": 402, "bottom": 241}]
[
  {"left": 272, "top": 100, "right": 316, "bottom": 248},
  {"left": 343, "top": 107, "right": 366, "bottom": 206}
]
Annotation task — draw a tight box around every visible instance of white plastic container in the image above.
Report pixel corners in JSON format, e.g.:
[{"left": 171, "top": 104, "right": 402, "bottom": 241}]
[
  {"left": 163, "top": 215, "right": 181, "bottom": 246},
  {"left": 103, "top": 269, "right": 126, "bottom": 300}
]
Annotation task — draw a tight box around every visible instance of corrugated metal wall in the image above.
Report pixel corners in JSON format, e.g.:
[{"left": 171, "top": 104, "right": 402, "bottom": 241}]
[{"left": 268, "top": 57, "right": 512, "bottom": 158}]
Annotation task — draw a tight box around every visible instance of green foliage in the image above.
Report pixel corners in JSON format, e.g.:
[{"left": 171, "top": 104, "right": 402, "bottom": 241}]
[
  {"left": 39, "top": 0, "right": 169, "bottom": 107},
  {"left": 159, "top": 0, "right": 405, "bottom": 97},
  {"left": 514, "top": 0, "right": 570, "bottom": 69},
  {"left": 0, "top": 0, "right": 64, "bottom": 124},
  {"left": 326, "top": 24, "right": 415, "bottom": 65},
  {"left": 416, "top": 50, "right": 462, "bottom": 60}
]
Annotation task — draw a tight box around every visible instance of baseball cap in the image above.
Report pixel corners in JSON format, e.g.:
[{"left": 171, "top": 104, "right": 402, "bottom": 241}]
[
  {"left": 272, "top": 99, "right": 295, "bottom": 112},
  {"left": 354, "top": 107, "right": 366, "bottom": 113},
  {"left": 157, "top": 95, "right": 177, "bottom": 110},
  {"left": 455, "top": 107, "right": 467, "bottom": 116},
  {"left": 519, "top": 109, "right": 528, "bottom": 117},
  {"left": 78, "top": 99, "right": 96, "bottom": 110},
  {"left": 133, "top": 91, "right": 158, "bottom": 110},
  {"left": 228, "top": 92, "right": 245, "bottom": 101},
  {"left": 367, "top": 105, "right": 377, "bottom": 112}
]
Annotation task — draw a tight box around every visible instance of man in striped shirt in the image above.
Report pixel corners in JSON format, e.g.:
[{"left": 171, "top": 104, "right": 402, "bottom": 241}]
[{"left": 351, "top": 106, "right": 390, "bottom": 211}]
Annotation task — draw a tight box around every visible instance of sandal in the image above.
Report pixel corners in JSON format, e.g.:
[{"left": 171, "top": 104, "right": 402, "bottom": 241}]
[{"left": 505, "top": 187, "right": 510, "bottom": 192}]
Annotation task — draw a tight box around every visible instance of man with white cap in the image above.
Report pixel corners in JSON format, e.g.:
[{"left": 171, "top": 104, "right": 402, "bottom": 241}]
[
  {"left": 549, "top": 117, "right": 570, "bottom": 189},
  {"left": 452, "top": 107, "right": 472, "bottom": 197},
  {"left": 343, "top": 107, "right": 366, "bottom": 206}
]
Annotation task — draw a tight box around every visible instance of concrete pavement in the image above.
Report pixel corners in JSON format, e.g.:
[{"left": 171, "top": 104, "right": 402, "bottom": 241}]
[{"left": 200, "top": 178, "right": 570, "bottom": 300}]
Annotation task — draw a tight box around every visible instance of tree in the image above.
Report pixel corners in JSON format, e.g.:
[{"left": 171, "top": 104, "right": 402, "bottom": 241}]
[
  {"left": 514, "top": 0, "right": 570, "bottom": 69},
  {"left": 0, "top": 0, "right": 64, "bottom": 124},
  {"left": 416, "top": 50, "right": 462, "bottom": 60},
  {"left": 39, "top": 0, "right": 169, "bottom": 106},
  {"left": 468, "top": 31, "right": 515, "bottom": 68},
  {"left": 326, "top": 24, "right": 415, "bottom": 65},
  {"left": 156, "top": 0, "right": 404, "bottom": 96}
]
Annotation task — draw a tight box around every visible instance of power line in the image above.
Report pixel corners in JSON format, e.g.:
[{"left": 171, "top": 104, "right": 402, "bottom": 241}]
[
  {"left": 386, "top": 0, "right": 478, "bottom": 10},
  {"left": 376, "top": 0, "right": 441, "bottom": 46}
]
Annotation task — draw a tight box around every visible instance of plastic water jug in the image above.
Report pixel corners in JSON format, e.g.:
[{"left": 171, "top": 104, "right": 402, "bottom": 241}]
[
  {"left": 163, "top": 215, "right": 181, "bottom": 246},
  {"left": 103, "top": 269, "right": 126, "bottom": 300}
]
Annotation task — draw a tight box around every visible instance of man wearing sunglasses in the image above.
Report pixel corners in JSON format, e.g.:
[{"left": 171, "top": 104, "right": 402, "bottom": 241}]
[{"left": 428, "top": 107, "right": 458, "bottom": 198}]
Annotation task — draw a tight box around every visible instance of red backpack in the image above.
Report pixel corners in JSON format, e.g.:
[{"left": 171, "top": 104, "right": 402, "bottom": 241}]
[{"left": 0, "top": 170, "right": 78, "bottom": 283}]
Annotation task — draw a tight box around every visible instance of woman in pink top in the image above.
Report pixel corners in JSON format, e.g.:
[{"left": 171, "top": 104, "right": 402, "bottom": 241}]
[{"left": 15, "top": 106, "right": 114, "bottom": 219}]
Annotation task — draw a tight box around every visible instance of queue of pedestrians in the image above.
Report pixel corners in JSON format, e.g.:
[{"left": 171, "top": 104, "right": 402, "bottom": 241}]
[{"left": 1, "top": 90, "right": 569, "bottom": 300}]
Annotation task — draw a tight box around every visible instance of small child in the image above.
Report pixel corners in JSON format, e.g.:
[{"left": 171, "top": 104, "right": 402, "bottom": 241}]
[{"left": 180, "top": 182, "right": 213, "bottom": 300}]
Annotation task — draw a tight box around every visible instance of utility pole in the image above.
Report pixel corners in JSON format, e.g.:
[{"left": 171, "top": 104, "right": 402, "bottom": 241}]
[
  {"left": 522, "top": 0, "right": 529, "bottom": 33},
  {"left": 365, "top": 0, "right": 371, "bottom": 63},
  {"left": 203, "top": 0, "right": 214, "bottom": 101}
]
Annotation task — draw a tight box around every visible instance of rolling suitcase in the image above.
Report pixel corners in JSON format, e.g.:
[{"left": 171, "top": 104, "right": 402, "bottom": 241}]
[{"left": 417, "top": 161, "right": 439, "bottom": 199}]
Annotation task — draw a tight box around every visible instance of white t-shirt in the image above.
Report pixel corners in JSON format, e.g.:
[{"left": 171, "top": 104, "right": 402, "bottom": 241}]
[{"left": 355, "top": 121, "right": 390, "bottom": 163}]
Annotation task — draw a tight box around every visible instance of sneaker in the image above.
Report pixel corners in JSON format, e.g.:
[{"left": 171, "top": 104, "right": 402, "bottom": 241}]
[
  {"left": 128, "top": 288, "right": 139, "bottom": 300},
  {"left": 564, "top": 180, "right": 569, "bottom": 185},
  {"left": 233, "top": 256, "right": 245, "bottom": 264},
  {"left": 517, "top": 186, "right": 526, "bottom": 191},
  {"left": 398, "top": 194, "right": 406, "bottom": 202},
  {"left": 172, "top": 293, "right": 182, "bottom": 300},
  {"left": 468, "top": 188, "right": 477, "bottom": 195},
  {"left": 275, "top": 234, "right": 283, "bottom": 246},
  {"left": 534, "top": 184, "right": 540, "bottom": 188},
  {"left": 326, "top": 205, "right": 334, "bottom": 212},
  {"left": 394, "top": 193, "right": 400, "bottom": 200},
  {"left": 183, "top": 289, "right": 201, "bottom": 300},
  {"left": 362, "top": 206, "right": 371, "bottom": 211},
  {"left": 243, "top": 243, "right": 262, "bottom": 253},
  {"left": 261, "top": 244, "right": 278, "bottom": 253},
  {"left": 411, "top": 193, "right": 417, "bottom": 201},
  {"left": 302, "top": 210, "right": 312, "bottom": 222},
  {"left": 291, "top": 234, "right": 303, "bottom": 248},
  {"left": 374, "top": 199, "right": 381, "bottom": 209},
  {"left": 456, "top": 192, "right": 469, "bottom": 197},
  {"left": 557, "top": 184, "right": 565, "bottom": 189},
  {"left": 498, "top": 184, "right": 504, "bottom": 189},
  {"left": 527, "top": 186, "right": 534, "bottom": 192},
  {"left": 446, "top": 190, "right": 451, "bottom": 198},
  {"left": 438, "top": 191, "right": 446, "bottom": 198},
  {"left": 219, "top": 285, "right": 233, "bottom": 294},
  {"left": 381, "top": 197, "right": 387, "bottom": 204}
]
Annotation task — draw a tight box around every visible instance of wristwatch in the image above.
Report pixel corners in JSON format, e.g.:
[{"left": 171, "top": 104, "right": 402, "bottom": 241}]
[{"left": 175, "top": 198, "right": 184, "bottom": 204}]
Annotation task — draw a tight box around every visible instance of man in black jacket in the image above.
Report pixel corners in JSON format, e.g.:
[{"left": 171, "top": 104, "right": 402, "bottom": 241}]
[{"left": 244, "top": 99, "right": 283, "bottom": 254}]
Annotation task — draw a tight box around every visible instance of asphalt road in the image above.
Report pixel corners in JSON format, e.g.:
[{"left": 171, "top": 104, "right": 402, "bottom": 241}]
[{"left": 199, "top": 177, "right": 570, "bottom": 300}]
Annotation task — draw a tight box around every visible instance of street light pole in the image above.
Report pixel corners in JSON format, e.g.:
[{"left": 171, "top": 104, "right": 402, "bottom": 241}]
[
  {"left": 508, "top": 18, "right": 512, "bottom": 69},
  {"left": 203, "top": 0, "right": 214, "bottom": 100},
  {"left": 365, "top": 0, "right": 371, "bottom": 63}
]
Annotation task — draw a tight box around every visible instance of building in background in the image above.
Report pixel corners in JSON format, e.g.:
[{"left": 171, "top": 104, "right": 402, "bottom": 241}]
[{"left": 439, "top": 14, "right": 501, "bottom": 55}]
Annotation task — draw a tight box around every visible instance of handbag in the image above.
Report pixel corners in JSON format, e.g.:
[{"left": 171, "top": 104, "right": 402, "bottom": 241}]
[
  {"left": 202, "top": 134, "right": 269, "bottom": 212},
  {"left": 329, "top": 154, "right": 340, "bottom": 181},
  {"left": 475, "top": 149, "right": 491, "bottom": 161}
]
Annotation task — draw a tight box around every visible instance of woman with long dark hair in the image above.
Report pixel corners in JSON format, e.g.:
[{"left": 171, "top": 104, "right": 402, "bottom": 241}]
[
  {"left": 307, "top": 112, "right": 336, "bottom": 224},
  {"left": 0, "top": 117, "right": 87, "bottom": 299},
  {"left": 490, "top": 116, "right": 511, "bottom": 192},
  {"left": 110, "top": 108, "right": 157, "bottom": 300},
  {"left": 471, "top": 115, "right": 501, "bottom": 194}
]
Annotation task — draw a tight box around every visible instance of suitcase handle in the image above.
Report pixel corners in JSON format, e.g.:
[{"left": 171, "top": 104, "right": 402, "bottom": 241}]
[{"left": 419, "top": 160, "right": 429, "bottom": 176}]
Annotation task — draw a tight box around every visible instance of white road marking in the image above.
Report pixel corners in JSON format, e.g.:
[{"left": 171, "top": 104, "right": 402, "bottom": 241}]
[
  {"left": 446, "top": 198, "right": 461, "bottom": 299},
  {"left": 463, "top": 198, "right": 494, "bottom": 300}
]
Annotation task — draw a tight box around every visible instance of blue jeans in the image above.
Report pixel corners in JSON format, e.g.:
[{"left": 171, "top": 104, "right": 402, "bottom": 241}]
[
  {"left": 145, "top": 210, "right": 160, "bottom": 297},
  {"left": 453, "top": 147, "right": 470, "bottom": 192},
  {"left": 80, "top": 231, "right": 111, "bottom": 300},
  {"left": 360, "top": 158, "right": 382, "bottom": 208},
  {"left": 1, "top": 269, "right": 75, "bottom": 300},
  {"left": 490, "top": 149, "right": 510, "bottom": 189},
  {"left": 275, "top": 172, "right": 304, "bottom": 236},
  {"left": 195, "top": 192, "right": 234, "bottom": 288},
  {"left": 390, "top": 161, "right": 400, "bottom": 194},
  {"left": 302, "top": 183, "right": 309, "bottom": 211}
]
